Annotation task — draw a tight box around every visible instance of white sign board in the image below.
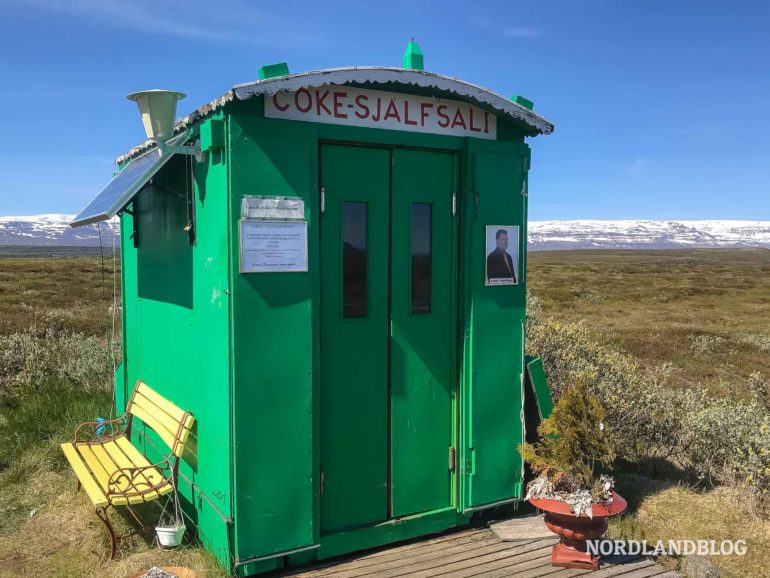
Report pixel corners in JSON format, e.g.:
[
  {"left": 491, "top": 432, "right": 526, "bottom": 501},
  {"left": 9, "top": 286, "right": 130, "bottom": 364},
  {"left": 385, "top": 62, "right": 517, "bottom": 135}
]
[
  {"left": 240, "top": 220, "right": 308, "bottom": 273},
  {"left": 241, "top": 196, "right": 305, "bottom": 220},
  {"left": 265, "top": 85, "right": 497, "bottom": 140}
]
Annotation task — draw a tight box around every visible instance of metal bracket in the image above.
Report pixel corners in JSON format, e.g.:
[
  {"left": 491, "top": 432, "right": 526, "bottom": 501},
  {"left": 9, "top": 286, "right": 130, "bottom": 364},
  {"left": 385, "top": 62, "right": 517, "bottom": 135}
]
[
  {"left": 452, "top": 192, "right": 457, "bottom": 216},
  {"left": 158, "top": 138, "right": 206, "bottom": 163},
  {"left": 131, "top": 209, "right": 139, "bottom": 247},
  {"left": 320, "top": 187, "right": 326, "bottom": 214}
]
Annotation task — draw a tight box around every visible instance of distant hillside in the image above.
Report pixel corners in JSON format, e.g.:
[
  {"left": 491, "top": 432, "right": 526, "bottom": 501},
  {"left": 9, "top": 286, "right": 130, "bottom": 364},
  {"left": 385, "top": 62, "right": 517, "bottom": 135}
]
[
  {"left": 529, "top": 220, "right": 770, "bottom": 250},
  {"left": 1, "top": 214, "right": 769, "bottom": 250},
  {"left": 0, "top": 214, "right": 118, "bottom": 246}
]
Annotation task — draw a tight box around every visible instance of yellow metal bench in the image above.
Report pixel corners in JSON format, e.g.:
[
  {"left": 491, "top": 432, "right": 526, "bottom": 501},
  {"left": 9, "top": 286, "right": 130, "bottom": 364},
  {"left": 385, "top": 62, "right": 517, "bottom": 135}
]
[{"left": 61, "top": 380, "right": 194, "bottom": 559}]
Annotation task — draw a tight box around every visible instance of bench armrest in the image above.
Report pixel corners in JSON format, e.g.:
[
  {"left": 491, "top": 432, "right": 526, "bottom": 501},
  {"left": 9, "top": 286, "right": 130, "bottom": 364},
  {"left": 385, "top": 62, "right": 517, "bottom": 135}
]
[
  {"left": 107, "top": 460, "right": 173, "bottom": 496},
  {"left": 73, "top": 414, "right": 129, "bottom": 443}
]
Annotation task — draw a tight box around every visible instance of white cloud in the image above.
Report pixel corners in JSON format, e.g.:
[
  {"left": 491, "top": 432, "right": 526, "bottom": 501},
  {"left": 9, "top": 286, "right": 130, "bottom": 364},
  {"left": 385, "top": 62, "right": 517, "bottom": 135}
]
[
  {"left": 9, "top": 0, "right": 325, "bottom": 46},
  {"left": 471, "top": 17, "right": 540, "bottom": 39}
]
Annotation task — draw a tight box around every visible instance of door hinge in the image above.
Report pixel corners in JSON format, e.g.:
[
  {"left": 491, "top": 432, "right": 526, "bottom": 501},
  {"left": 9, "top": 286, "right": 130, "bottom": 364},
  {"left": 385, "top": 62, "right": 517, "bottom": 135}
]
[
  {"left": 448, "top": 447, "right": 456, "bottom": 471},
  {"left": 320, "top": 470, "right": 325, "bottom": 496},
  {"left": 452, "top": 191, "right": 457, "bottom": 216},
  {"left": 320, "top": 187, "right": 326, "bottom": 214},
  {"left": 520, "top": 180, "right": 528, "bottom": 197}
]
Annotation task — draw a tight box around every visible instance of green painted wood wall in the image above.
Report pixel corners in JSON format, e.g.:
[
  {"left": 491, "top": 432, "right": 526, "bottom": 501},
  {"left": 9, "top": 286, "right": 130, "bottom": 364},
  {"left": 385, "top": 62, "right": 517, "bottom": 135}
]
[{"left": 116, "top": 88, "right": 538, "bottom": 576}]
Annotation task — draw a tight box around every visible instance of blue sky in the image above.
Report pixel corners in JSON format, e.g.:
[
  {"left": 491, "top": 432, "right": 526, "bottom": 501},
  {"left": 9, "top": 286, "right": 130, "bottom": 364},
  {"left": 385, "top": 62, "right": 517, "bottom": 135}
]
[{"left": 0, "top": 0, "right": 768, "bottom": 220}]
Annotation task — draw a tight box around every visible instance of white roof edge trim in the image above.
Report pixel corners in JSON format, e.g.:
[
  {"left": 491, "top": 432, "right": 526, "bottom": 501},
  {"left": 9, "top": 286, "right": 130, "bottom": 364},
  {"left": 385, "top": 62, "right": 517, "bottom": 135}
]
[
  {"left": 116, "top": 67, "right": 553, "bottom": 165},
  {"left": 233, "top": 67, "right": 554, "bottom": 135}
]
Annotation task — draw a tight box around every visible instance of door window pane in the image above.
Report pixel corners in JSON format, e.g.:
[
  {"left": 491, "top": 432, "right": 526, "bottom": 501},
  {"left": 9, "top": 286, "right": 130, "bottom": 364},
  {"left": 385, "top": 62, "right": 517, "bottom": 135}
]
[
  {"left": 343, "top": 201, "right": 367, "bottom": 318},
  {"left": 411, "top": 203, "right": 432, "bottom": 314}
]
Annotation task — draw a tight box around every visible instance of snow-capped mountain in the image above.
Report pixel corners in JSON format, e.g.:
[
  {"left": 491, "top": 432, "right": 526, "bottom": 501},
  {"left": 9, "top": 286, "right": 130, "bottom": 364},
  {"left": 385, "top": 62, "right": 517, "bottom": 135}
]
[
  {"left": 0, "top": 214, "right": 118, "bottom": 246},
  {"left": 0, "top": 215, "right": 769, "bottom": 250},
  {"left": 528, "top": 220, "right": 770, "bottom": 250}
]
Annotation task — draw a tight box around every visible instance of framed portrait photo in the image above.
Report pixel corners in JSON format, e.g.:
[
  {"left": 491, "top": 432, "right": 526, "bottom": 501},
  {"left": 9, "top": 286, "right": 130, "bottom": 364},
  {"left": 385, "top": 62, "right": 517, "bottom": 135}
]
[{"left": 485, "top": 225, "right": 520, "bottom": 286}]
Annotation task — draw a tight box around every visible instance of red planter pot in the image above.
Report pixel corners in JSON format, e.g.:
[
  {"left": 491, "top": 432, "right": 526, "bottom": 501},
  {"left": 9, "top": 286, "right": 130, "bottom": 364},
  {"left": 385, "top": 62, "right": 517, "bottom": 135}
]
[{"left": 529, "top": 491, "right": 627, "bottom": 571}]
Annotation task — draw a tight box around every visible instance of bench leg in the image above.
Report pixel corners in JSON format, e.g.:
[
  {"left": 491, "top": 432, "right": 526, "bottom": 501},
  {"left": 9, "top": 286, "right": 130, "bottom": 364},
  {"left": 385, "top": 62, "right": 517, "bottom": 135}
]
[{"left": 95, "top": 507, "right": 117, "bottom": 560}]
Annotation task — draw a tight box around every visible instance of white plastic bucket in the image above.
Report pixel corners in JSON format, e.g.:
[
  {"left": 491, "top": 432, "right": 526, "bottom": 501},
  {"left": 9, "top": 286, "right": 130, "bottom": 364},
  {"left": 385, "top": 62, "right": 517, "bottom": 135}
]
[{"left": 155, "top": 524, "right": 186, "bottom": 548}]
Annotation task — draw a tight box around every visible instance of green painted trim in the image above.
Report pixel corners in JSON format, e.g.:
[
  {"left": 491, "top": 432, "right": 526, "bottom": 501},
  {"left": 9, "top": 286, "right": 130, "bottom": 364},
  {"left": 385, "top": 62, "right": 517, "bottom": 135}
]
[
  {"left": 314, "top": 508, "right": 469, "bottom": 560},
  {"left": 234, "top": 557, "right": 281, "bottom": 577},
  {"left": 117, "top": 211, "right": 132, "bottom": 415},
  {"left": 525, "top": 355, "right": 553, "bottom": 420}
]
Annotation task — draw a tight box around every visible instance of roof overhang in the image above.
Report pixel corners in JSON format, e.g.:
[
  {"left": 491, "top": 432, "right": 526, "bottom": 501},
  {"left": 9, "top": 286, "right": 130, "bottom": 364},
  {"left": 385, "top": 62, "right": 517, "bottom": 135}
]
[{"left": 116, "top": 67, "right": 554, "bottom": 165}]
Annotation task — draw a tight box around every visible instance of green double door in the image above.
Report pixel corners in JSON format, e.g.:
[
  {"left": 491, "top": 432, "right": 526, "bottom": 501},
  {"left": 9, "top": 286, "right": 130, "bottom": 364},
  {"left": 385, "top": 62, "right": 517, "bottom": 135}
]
[{"left": 320, "top": 144, "right": 458, "bottom": 533}]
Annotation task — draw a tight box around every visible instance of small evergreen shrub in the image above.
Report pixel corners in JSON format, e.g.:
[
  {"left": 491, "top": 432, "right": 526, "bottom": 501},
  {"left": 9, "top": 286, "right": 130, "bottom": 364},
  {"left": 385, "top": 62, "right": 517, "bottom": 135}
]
[{"left": 519, "top": 373, "right": 615, "bottom": 496}]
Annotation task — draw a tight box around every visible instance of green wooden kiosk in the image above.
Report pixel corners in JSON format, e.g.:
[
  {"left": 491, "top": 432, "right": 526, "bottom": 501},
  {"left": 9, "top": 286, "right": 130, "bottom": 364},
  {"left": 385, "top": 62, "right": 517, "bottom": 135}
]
[{"left": 71, "top": 46, "right": 554, "bottom": 576}]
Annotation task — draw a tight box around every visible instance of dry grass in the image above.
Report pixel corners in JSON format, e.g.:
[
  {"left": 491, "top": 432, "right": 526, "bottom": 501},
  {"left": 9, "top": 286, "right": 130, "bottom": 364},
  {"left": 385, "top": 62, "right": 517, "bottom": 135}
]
[
  {"left": 0, "top": 464, "right": 227, "bottom": 577},
  {"left": 528, "top": 249, "right": 770, "bottom": 398},
  {"left": 0, "top": 255, "right": 120, "bottom": 337},
  {"left": 606, "top": 475, "right": 770, "bottom": 577},
  {"left": 634, "top": 486, "right": 769, "bottom": 578}
]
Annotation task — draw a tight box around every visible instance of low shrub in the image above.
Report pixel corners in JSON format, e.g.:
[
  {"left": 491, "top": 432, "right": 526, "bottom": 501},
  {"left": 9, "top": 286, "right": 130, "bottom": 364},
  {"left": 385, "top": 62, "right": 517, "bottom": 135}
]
[
  {"left": 526, "top": 292, "right": 769, "bottom": 508},
  {"left": 0, "top": 331, "right": 118, "bottom": 401},
  {"left": 0, "top": 326, "right": 118, "bottom": 473},
  {"left": 690, "top": 334, "right": 726, "bottom": 355},
  {"left": 731, "top": 417, "right": 770, "bottom": 501}
]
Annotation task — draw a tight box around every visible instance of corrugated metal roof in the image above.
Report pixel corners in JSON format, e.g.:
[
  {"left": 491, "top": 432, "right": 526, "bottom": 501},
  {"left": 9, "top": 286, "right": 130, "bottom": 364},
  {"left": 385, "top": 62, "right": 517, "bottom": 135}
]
[{"left": 116, "top": 67, "right": 554, "bottom": 165}]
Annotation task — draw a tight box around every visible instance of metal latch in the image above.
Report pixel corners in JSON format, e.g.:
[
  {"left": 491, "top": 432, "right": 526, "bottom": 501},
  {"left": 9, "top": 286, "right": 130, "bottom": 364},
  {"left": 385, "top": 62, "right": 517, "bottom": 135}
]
[
  {"left": 452, "top": 191, "right": 457, "bottom": 216},
  {"left": 448, "top": 447, "right": 456, "bottom": 471},
  {"left": 320, "top": 187, "right": 326, "bottom": 214}
]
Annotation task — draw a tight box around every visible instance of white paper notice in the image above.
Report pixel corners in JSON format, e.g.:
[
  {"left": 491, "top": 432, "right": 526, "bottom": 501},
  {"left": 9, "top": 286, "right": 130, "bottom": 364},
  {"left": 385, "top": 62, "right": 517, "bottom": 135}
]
[
  {"left": 240, "top": 220, "right": 308, "bottom": 273},
  {"left": 240, "top": 196, "right": 305, "bottom": 220}
]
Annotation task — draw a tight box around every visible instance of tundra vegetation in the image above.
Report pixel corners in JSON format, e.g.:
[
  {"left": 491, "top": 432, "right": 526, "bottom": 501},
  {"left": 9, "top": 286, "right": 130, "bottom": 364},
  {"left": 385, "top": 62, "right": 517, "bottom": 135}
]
[
  {"left": 0, "top": 255, "right": 227, "bottom": 577},
  {"left": 527, "top": 248, "right": 770, "bottom": 578},
  {"left": 0, "top": 248, "right": 768, "bottom": 577}
]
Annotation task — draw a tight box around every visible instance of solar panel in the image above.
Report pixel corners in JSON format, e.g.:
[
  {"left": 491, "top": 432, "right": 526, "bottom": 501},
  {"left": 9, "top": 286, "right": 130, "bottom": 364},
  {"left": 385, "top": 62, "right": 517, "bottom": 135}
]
[{"left": 70, "top": 134, "right": 187, "bottom": 228}]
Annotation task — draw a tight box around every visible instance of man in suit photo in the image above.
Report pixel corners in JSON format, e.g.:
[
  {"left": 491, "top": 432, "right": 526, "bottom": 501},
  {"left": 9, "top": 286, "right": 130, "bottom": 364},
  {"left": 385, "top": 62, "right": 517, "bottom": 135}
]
[{"left": 486, "top": 228, "right": 517, "bottom": 284}]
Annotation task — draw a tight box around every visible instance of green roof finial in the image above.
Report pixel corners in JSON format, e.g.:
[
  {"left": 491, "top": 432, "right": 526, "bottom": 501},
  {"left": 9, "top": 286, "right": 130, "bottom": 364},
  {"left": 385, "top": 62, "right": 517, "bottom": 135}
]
[
  {"left": 403, "top": 39, "right": 424, "bottom": 71},
  {"left": 258, "top": 62, "right": 290, "bottom": 80},
  {"left": 511, "top": 94, "right": 534, "bottom": 110}
]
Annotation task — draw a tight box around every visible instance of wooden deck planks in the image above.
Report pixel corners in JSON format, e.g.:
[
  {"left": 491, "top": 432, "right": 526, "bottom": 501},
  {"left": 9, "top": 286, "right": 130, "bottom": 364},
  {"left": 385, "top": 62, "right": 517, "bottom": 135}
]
[
  {"left": 393, "top": 540, "right": 556, "bottom": 578},
  {"left": 283, "top": 530, "right": 493, "bottom": 577},
  {"left": 278, "top": 528, "right": 678, "bottom": 577},
  {"left": 302, "top": 536, "right": 506, "bottom": 578}
]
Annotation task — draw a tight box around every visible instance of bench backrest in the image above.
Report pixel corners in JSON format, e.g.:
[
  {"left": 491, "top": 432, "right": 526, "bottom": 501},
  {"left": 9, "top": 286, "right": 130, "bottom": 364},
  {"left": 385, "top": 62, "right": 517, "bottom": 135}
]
[{"left": 128, "top": 380, "right": 194, "bottom": 459}]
